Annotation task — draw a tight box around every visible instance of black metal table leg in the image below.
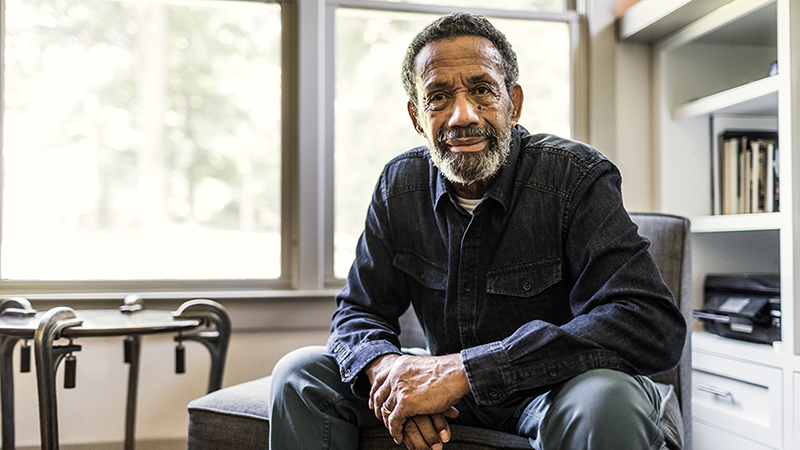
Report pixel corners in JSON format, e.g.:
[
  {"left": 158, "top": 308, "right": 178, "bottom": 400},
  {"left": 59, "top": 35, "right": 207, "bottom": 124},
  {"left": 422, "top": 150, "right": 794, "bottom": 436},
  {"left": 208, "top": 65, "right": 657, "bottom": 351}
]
[
  {"left": 0, "top": 297, "right": 37, "bottom": 450},
  {"left": 0, "top": 335, "right": 19, "bottom": 450},
  {"left": 173, "top": 300, "right": 231, "bottom": 393},
  {"left": 124, "top": 335, "right": 141, "bottom": 450},
  {"left": 33, "top": 307, "right": 83, "bottom": 450}
]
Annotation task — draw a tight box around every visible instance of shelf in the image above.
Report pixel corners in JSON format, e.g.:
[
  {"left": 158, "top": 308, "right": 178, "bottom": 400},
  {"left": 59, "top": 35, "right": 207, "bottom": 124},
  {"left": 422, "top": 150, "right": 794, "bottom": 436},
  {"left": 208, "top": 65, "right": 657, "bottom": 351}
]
[
  {"left": 656, "top": 0, "right": 776, "bottom": 50},
  {"left": 692, "top": 331, "right": 782, "bottom": 367},
  {"left": 618, "top": 0, "right": 736, "bottom": 42},
  {"left": 690, "top": 212, "right": 782, "bottom": 233},
  {"left": 673, "top": 76, "right": 779, "bottom": 119}
]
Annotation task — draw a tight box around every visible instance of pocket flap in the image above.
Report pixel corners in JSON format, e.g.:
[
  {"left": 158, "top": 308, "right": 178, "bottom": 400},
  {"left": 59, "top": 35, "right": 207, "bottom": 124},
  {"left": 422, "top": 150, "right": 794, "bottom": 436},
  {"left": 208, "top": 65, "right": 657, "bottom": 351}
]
[
  {"left": 486, "top": 259, "right": 562, "bottom": 297},
  {"left": 393, "top": 251, "right": 448, "bottom": 290}
]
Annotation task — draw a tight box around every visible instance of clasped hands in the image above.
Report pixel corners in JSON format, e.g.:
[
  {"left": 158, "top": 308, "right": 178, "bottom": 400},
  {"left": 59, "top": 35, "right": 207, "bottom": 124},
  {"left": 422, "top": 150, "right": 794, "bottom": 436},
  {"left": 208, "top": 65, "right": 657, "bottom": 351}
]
[{"left": 366, "top": 353, "right": 471, "bottom": 450}]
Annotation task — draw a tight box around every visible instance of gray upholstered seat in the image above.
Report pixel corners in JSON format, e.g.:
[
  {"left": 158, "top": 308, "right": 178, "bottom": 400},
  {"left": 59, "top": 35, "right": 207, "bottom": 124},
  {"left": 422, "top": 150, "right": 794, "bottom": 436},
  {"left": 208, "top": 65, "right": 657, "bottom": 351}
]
[{"left": 187, "top": 212, "right": 692, "bottom": 449}]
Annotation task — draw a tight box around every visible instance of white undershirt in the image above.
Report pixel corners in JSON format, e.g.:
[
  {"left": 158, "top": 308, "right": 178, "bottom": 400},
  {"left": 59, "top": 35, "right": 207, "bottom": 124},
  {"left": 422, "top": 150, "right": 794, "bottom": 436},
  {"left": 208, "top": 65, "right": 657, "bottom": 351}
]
[{"left": 455, "top": 195, "right": 481, "bottom": 215}]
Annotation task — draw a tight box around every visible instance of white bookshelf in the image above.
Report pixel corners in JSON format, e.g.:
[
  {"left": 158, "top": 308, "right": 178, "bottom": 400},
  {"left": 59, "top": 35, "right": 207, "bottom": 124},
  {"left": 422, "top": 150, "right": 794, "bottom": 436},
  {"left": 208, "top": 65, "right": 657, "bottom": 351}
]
[
  {"left": 673, "top": 75, "right": 779, "bottom": 119},
  {"left": 690, "top": 212, "right": 781, "bottom": 233},
  {"left": 619, "top": 0, "right": 800, "bottom": 448}
]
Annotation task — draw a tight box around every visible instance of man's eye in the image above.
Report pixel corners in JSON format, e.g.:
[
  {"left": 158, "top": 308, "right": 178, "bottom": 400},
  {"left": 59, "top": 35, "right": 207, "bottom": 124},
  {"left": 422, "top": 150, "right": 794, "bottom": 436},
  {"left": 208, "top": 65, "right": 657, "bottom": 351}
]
[
  {"left": 475, "top": 86, "right": 492, "bottom": 95},
  {"left": 425, "top": 93, "right": 448, "bottom": 110}
]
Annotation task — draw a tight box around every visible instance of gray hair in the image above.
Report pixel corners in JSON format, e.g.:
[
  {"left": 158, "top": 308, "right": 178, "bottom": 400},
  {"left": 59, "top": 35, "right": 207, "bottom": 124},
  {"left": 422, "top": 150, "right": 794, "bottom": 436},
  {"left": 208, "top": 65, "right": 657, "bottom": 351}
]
[{"left": 401, "top": 12, "right": 519, "bottom": 109}]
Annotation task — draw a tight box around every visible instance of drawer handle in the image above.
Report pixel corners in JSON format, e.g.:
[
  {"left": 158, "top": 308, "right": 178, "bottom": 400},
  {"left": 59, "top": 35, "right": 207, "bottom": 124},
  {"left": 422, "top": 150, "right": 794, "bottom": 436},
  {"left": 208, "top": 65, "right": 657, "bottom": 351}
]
[{"left": 697, "top": 384, "right": 733, "bottom": 400}]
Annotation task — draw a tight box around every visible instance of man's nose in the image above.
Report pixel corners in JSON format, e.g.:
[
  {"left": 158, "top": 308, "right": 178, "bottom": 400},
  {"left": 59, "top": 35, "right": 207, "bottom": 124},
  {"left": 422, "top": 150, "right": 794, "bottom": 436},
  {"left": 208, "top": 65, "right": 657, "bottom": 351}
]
[{"left": 448, "top": 93, "right": 480, "bottom": 128}]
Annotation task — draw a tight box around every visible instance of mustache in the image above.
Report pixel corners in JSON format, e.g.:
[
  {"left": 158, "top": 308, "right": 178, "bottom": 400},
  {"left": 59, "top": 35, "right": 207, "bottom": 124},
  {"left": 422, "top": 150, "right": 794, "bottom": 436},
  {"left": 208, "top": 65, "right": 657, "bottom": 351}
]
[{"left": 436, "top": 125, "right": 496, "bottom": 146}]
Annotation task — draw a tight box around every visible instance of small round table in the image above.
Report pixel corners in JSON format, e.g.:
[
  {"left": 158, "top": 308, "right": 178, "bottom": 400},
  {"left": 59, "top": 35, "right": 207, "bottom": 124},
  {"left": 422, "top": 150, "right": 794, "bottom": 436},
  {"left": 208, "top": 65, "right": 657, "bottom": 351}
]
[{"left": 0, "top": 297, "right": 231, "bottom": 450}]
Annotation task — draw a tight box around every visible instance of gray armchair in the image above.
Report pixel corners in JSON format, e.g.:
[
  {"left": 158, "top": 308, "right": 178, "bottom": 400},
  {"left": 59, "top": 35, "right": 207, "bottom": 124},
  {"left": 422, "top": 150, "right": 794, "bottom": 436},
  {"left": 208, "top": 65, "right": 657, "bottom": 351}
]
[{"left": 187, "top": 212, "right": 691, "bottom": 449}]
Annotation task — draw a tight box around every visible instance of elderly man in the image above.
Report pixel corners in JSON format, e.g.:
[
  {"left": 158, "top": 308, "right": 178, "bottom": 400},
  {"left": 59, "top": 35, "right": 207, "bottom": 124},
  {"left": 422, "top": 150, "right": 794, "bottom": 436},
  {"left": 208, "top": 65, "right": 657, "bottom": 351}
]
[{"left": 270, "top": 12, "right": 685, "bottom": 450}]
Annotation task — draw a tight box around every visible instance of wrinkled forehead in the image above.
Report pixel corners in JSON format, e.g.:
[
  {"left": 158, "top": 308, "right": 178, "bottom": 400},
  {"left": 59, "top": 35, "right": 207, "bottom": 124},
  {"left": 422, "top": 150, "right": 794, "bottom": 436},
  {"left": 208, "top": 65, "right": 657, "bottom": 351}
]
[{"left": 413, "top": 35, "right": 505, "bottom": 84}]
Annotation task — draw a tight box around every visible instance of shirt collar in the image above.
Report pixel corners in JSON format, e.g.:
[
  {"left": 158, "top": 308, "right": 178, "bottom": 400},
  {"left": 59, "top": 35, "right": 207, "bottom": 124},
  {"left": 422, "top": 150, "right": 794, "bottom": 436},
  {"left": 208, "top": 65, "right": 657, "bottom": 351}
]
[{"left": 432, "top": 125, "right": 525, "bottom": 213}]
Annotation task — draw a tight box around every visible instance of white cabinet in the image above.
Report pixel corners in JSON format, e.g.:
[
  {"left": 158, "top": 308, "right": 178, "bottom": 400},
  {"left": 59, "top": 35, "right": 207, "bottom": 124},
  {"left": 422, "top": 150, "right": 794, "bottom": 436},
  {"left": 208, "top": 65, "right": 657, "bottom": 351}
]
[
  {"left": 692, "top": 352, "right": 782, "bottom": 448},
  {"left": 618, "top": 0, "right": 800, "bottom": 449}
]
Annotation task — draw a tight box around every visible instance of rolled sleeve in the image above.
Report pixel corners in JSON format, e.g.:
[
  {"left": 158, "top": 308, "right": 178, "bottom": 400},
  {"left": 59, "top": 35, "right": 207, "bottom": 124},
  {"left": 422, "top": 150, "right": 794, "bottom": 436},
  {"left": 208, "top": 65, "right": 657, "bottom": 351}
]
[
  {"left": 327, "top": 336, "right": 400, "bottom": 384},
  {"left": 461, "top": 342, "right": 514, "bottom": 405}
]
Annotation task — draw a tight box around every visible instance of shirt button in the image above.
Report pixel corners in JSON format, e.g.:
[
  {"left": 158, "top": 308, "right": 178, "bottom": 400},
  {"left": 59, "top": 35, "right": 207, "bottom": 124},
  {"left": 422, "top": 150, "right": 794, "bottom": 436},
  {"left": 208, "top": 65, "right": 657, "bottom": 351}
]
[
  {"left": 523, "top": 282, "right": 532, "bottom": 291},
  {"left": 548, "top": 368, "right": 558, "bottom": 377},
  {"left": 463, "top": 283, "right": 472, "bottom": 293},
  {"left": 333, "top": 345, "right": 340, "bottom": 353},
  {"left": 489, "top": 388, "right": 499, "bottom": 398},
  {"left": 344, "top": 369, "right": 351, "bottom": 377}
]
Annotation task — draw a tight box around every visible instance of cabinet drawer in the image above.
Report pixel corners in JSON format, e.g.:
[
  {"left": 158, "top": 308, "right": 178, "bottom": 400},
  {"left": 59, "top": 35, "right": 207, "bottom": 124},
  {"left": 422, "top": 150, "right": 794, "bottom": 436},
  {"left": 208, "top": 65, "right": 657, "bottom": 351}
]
[
  {"left": 692, "top": 352, "right": 782, "bottom": 449},
  {"left": 694, "top": 420, "right": 775, "bottom": 450}
]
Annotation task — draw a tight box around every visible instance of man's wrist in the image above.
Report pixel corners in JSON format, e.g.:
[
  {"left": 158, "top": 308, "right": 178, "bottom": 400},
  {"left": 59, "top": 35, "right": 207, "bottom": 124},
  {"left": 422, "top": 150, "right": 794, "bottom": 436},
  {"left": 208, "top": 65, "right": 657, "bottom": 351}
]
[
  {"left": 441, "top": 353, "right": 471, "bottom": 398},
  {"left": 365, "top": 353, "right": 400, "bottom": 385}
]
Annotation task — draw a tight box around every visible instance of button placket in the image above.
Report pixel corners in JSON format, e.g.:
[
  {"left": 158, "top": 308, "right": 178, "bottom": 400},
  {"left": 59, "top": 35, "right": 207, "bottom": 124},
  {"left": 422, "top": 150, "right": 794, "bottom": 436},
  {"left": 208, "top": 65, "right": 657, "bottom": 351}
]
[{"left": 458, "top": 217, "right": 480, "bottom": 351}]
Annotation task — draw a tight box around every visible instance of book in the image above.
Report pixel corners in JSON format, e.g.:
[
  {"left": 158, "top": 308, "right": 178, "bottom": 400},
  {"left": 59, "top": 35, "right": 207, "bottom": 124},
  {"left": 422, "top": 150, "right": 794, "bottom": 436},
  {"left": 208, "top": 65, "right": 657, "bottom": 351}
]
[
  {"left": 768, "top": 142, "right": 779, "bottom": 212},
  {"left": 715, "top": 131, "right": 778, "bottom": 215},
  {"left": 710, "top": 115, "right": 778, "bottom": 216}
]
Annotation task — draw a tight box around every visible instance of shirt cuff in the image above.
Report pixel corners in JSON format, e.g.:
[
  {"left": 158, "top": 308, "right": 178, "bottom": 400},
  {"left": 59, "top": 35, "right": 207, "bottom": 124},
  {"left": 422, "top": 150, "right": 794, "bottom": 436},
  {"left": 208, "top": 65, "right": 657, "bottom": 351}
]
[
  {"left": 461, "top": 341, "right": 515, "bottom": 405},
  {"left": 327, "top": 337, "right": 401, "bottom": 399}
]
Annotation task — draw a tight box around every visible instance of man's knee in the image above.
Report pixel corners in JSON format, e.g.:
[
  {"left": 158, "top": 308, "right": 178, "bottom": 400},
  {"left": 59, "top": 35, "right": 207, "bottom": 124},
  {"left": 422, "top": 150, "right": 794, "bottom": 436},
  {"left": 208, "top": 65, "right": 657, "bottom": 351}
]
[
  {"left": 558, "top": 369, "right": 659, "bottom": 422},
  {"left": 272, "top": 346, "right": 331, "bottom": 383},
  {"left": 538, "top": 369, "right": 663, "bottom": 449},
  {"left": 270, "top": 346, "right": 338, "bottom": 399}
]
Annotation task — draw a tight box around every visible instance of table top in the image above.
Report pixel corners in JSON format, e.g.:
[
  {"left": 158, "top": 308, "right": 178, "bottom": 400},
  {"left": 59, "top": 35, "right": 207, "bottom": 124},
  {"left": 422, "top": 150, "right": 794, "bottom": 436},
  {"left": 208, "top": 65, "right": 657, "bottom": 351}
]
[{"left": 0, "top": 309, "right": 202, "bottom": 338}]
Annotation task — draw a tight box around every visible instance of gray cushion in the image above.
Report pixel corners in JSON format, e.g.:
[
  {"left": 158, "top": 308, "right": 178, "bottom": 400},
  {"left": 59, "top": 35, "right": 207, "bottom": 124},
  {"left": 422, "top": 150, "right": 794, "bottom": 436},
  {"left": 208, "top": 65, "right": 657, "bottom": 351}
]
[
  {"left": 188, "top": 378, "right": 271, "bottom": 449},
  {"left": 656, "top": 382, "right": 683, "bottom": 450}
]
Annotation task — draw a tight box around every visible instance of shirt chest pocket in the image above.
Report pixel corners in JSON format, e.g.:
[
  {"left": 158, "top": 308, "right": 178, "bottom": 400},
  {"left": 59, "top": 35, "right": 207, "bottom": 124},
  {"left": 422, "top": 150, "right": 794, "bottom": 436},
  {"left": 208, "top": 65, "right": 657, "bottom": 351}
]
[
  {"left": 486, "top": 258, "right": 562, "bottom": 298},
  {"left": 393, "top": 250, "right": 448, "bottom": 291}
]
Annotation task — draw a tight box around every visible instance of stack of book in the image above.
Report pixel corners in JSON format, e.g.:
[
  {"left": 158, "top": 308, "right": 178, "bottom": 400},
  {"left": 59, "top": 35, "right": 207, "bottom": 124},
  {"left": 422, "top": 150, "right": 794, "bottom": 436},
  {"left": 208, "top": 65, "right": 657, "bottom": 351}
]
[{"left": 714, "top": 131, "right": 779, "bottom": 215}]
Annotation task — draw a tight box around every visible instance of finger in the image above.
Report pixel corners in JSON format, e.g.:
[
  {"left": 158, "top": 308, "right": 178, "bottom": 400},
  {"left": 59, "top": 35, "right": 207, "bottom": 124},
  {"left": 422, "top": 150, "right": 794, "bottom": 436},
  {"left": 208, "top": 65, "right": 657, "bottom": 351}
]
[
  {"left": 403, "top": 431, "right": 417, "bottom": 450},
  {"left": 403, "top": 419, "right": 426, "bottom": 450},
  {"left": 369, "top": 367, "right": 390, "bottom": 409},
  {"left": 382, "top": 398, "right": 394, "bottom": 431},
  {"left": 413, "top": 415, "right": 443, "bottom": 450},
  {"left": 369, "top": 369, "right": 390, "bottom": 413},
  {"left": 443, "top": 406, "right": 460, "bottom": 419},
  {"left": 373, "top": 382, "right": 393, "bottom": 422},
  {"left": 380, "top": 400, "right": 395, "bottom": 429},
  {"left": 430, "top": 413, "right": 451, "bottom": 445},
  {"left": 388, "top": 407, "right": 408, "bottom": 445}
]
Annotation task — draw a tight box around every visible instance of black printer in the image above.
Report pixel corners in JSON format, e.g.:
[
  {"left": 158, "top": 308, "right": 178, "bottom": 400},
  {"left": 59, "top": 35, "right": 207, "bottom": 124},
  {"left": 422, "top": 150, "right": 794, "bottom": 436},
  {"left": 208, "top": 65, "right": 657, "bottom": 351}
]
[{"left": 693, "top": 274, "right": 781, "bottom": 344}]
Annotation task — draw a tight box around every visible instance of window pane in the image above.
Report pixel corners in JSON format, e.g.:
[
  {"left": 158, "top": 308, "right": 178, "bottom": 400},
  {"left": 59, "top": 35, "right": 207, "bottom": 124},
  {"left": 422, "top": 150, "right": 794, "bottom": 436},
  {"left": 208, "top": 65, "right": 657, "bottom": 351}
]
[
  {"left": 378, "top": 0, "right": 565, "bottom": 13},
  {"left": 333, "top": 9, "right": 571, "bottom": 278},
  {"left": 2, "top": 0, "right": 282, "bottom": 280}
]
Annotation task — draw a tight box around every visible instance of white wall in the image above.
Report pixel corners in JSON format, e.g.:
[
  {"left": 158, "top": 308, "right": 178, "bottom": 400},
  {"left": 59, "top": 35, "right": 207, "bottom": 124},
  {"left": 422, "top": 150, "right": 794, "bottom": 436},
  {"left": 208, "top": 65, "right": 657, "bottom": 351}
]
[{"left": 587, "top": 0, "right": 655, "bottom": 212}]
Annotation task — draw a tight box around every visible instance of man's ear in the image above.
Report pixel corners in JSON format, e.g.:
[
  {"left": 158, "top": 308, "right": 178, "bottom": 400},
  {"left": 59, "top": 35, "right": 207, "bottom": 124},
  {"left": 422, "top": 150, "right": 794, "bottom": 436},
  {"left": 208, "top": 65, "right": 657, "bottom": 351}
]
[
  {"left": 408, "top": 101, "right": 425, "bottom": 136},
  {"left": 511, "top": 84, "right": 524, "bottom": 126}
]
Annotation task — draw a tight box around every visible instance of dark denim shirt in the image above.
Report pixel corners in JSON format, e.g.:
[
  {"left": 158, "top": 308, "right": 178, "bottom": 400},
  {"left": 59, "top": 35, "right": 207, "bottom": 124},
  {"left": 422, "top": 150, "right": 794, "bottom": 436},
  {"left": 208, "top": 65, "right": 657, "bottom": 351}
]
[{"left": 328, "top": 126, "right": 686, "bottom": 406}]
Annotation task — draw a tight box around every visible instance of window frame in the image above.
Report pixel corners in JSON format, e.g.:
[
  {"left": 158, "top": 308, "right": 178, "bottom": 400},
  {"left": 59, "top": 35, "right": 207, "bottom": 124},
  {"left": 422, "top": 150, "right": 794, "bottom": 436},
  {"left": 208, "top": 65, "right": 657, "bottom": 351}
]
[
  {"left": 0, "top": 0, "right": 585, "bottom": 299},
  {"left": 320, "top": 0, "right": 586, "bottom": 287}
]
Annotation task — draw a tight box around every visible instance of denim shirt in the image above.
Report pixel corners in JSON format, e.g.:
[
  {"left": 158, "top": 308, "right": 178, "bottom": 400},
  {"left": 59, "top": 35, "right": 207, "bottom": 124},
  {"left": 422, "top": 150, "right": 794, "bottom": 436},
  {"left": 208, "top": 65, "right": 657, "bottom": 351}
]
[{"left": 328, "top": 126, "right": 686, "bottom": 406}]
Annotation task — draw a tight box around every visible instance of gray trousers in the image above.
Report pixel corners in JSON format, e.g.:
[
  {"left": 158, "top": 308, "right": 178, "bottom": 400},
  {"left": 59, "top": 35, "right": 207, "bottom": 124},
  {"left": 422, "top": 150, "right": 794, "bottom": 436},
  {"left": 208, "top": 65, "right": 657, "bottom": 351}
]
[{"left": 269, "top": 346, "right": 665, "bottom": 450}]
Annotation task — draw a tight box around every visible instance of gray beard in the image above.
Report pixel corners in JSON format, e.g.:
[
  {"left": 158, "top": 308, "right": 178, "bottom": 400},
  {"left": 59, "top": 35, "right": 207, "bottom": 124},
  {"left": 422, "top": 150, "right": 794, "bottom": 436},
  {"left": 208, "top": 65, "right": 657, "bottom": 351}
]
[{"left": 427, "top": 123, "right": 513, "bottom": 186}]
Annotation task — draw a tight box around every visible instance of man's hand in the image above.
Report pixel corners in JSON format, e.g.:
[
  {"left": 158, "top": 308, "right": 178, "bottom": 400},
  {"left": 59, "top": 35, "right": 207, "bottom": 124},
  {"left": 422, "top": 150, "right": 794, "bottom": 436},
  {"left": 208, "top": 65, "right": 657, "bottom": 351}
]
[
  {"left": 401, "top": 412, "right": 459, "bottom": 450},
  {"left": 368, "top": 354, "right": 471, "bottom": 445}
]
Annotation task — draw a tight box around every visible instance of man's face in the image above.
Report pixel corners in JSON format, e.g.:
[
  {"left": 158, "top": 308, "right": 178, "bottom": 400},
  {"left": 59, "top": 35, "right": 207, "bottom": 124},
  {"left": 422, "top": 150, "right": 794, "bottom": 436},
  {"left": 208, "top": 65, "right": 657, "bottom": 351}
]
[{"left": 409, "top": 35, "right": 522, "bottom": 186}]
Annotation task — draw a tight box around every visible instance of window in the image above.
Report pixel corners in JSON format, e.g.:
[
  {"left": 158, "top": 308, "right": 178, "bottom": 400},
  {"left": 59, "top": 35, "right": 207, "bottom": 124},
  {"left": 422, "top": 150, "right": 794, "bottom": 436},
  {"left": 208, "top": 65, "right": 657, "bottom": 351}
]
[
  {"left": 332, "top": 4, "right": 574, "bottom": 278},
  {"left": 0, "top": 0, "right": 580, "bottom": 294},
  {"left": 2, "top": 0, "right": 282, "bottom": 282}
]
